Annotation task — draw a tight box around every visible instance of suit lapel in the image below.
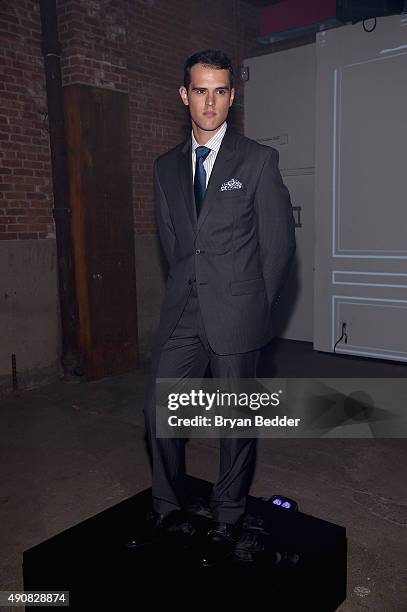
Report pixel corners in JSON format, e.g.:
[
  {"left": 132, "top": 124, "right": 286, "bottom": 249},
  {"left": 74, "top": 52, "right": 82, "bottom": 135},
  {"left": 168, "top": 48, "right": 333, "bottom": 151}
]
[
  {"left": 179, "top": 137, "right": 197, "bottom": 233},
  {"left": 197, "top": 127, "right": 238, "bottom": 233}
]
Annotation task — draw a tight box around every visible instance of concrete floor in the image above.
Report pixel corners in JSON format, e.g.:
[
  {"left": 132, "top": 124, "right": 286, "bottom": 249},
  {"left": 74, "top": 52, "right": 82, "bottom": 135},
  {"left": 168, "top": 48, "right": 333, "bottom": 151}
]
[{"left": 1, "top": 341, "right": 406, "bottom": 611}]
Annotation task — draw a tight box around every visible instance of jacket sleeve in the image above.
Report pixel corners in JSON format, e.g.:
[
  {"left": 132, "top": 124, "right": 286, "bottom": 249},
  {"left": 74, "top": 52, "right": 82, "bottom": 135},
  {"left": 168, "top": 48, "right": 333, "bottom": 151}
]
[
  {"left": 254, "top": 148, "right": 296, "bottom": 308},
  {"left": 153, "top": 159, "right": 176, "bottom": 268}
]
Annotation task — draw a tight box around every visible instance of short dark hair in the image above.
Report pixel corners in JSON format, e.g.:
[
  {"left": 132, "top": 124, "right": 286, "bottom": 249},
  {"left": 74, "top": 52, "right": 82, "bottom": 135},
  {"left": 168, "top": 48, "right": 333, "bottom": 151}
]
[{"left": 183, "top": 49, "right": 234, "bottom": 90}]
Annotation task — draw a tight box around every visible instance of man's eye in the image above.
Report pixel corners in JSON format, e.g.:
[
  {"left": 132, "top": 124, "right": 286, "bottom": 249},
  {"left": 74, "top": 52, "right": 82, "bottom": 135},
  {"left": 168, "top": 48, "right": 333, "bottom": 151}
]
[{"left": 217, "top": 89, "right": 227, "bottom": 95}]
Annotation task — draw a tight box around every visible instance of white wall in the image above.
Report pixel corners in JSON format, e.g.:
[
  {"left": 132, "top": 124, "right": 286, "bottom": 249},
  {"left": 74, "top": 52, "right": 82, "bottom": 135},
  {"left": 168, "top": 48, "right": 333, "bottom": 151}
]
[{"left": 244, "top": 44, "right": 316, "bottom": 342}]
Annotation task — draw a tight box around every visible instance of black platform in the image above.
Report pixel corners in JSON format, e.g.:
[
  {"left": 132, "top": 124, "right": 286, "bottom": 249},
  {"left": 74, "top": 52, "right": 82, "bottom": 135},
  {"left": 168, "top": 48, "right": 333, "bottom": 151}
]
[{"left": 23, "top": 476, "right": 347, "bottom": 610}]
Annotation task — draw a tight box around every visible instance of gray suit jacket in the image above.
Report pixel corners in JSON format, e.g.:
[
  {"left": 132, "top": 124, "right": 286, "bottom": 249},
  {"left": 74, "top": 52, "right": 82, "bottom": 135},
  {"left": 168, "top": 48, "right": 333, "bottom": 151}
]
[{"left": 153, "top": 126, "right": 296, "bottom": 355}]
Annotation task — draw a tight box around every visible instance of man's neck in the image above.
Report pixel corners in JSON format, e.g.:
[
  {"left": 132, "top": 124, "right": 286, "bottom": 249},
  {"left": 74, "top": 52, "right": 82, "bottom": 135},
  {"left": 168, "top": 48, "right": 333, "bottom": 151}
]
[{"left": 192, "top": 122, "right": 224, "bottom": 146}]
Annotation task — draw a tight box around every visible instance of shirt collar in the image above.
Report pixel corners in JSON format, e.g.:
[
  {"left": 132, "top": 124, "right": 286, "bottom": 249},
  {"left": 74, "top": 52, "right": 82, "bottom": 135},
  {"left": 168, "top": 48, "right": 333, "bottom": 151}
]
[{"left": 191, "top": 121, "right": 227, "bottom": 154}]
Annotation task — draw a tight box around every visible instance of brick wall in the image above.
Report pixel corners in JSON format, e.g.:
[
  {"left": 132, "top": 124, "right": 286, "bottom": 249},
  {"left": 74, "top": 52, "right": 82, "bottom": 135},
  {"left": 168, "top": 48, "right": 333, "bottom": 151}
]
[
  {"left": 57, "top": 0, "right": 129, "bottom": 91},
  {"left": 0, "top": 0, "right": 54, "bottom": 240},
  {"left": 1, "top": 0, "right": 260, "bottom": 242}
]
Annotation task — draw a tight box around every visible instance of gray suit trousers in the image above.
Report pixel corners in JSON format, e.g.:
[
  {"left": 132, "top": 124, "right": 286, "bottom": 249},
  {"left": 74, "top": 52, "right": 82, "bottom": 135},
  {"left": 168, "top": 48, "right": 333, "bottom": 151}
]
[{"left": 143, "top": 281, "right": 260, "bottom": 525}]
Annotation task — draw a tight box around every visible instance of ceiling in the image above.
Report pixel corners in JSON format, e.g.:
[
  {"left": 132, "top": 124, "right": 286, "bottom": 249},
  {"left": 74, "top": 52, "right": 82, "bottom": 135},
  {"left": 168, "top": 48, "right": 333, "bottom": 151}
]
[{"left": 242, "top": 0, "right": 282, "bottom": 7}]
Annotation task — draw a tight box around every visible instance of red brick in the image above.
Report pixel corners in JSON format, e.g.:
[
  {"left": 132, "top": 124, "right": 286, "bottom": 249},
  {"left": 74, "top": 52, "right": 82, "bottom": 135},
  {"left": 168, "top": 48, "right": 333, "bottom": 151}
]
[
  {"left": 17, "top": 232, "right": 38, "bottom": 239},
  {"left": 8, "top": 224, "right": 28, "bottom": 231}
]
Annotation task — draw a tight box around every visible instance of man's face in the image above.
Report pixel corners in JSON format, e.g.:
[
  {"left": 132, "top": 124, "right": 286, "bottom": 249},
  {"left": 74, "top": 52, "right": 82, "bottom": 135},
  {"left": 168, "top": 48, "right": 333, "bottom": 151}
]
[{"left": 179, "top": 63, "right": 235, "bottom": 134}]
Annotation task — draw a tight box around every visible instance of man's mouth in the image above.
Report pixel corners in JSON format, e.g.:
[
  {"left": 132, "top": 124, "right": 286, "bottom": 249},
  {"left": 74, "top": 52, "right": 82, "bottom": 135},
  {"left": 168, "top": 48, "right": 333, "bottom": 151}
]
[{"left": 204, "top": 111, "right": 216, "bottom": 116}]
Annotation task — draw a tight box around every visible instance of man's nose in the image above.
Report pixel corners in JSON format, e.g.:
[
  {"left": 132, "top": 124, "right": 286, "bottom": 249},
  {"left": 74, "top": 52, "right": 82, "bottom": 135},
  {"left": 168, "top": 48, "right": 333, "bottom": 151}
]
[{"left": 206, "top": 94, "right": 215, "bottom": 106}]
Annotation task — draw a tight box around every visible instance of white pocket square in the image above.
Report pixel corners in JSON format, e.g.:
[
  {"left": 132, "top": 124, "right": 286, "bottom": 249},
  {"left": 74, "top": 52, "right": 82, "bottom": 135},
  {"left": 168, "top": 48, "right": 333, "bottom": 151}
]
[{"left": 220, "top": 178, "right": 243, "bottom": 191}]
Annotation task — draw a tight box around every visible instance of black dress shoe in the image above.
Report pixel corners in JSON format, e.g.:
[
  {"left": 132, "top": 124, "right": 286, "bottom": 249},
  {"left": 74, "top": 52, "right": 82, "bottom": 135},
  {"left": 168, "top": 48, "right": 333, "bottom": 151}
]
[
  {"left": 126, "top": 509, "right": 196, "bottom": 550},
  {"left": 199, "top": 521, "right": 242, "bottom": 568}
]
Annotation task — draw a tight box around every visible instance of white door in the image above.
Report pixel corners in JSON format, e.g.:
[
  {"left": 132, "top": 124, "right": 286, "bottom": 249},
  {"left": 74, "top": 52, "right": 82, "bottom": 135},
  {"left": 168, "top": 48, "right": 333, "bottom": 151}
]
[{"left": 314, "top": 15, "right": 407, "bottom": 362}]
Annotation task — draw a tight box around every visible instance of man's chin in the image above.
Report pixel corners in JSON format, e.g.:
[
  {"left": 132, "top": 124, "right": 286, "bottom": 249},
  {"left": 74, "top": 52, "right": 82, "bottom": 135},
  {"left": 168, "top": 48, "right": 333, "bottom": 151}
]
[{"left": 194, "top": 120, "right": 224, "bottom": 132}]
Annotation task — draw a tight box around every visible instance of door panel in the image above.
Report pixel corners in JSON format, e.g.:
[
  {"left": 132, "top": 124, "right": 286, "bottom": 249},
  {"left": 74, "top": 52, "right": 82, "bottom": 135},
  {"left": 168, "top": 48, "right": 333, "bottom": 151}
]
[
  {"left": 314, "top": 15, "right": 407, "bottom": 362},
  {"left": 64, "top": 84, "right": 138, "bottom": 379}
]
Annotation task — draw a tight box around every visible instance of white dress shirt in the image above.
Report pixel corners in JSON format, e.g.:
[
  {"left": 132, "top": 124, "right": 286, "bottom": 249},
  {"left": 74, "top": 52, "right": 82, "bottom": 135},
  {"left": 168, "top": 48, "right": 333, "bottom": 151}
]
[{"left": 191, "top": 121, "right": 227, "bottom": 187}]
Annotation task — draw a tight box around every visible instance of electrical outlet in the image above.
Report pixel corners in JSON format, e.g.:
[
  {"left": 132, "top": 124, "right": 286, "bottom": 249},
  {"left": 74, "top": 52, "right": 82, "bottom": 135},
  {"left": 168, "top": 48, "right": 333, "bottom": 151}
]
[{"left": 341, "top": 322, "right": 348, "bottom": 344}]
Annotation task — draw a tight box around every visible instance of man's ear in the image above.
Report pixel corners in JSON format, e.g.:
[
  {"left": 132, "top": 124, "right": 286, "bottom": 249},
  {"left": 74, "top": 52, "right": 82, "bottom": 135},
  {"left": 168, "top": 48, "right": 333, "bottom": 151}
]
[
  {"left": 179, "top": 86, "right": 189, "bottom": 106},
  {"left": 229, "top": 87, "right": 235, "bottom": 107}
]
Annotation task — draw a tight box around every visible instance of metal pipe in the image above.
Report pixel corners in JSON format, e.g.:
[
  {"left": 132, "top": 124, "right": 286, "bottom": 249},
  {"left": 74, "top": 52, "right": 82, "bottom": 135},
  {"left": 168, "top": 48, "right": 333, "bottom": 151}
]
[{"left": 39, "top": 0, "right": 80, "bottom": 377}]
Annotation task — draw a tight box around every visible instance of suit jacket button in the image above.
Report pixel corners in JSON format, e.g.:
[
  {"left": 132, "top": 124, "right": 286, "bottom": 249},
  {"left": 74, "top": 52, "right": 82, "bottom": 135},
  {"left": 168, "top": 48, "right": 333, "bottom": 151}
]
[{"left": 195, "top": 249, "right": 201, "bottom": 254}]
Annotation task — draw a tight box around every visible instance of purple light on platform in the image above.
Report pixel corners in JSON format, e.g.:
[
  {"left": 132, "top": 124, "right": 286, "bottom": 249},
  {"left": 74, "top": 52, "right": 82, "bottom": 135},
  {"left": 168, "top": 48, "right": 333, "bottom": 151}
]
[
  {"left": 282, "top": 501, "right": 291, "bottom": 509},
  {"left": 273, "top": 498, "right": 282, "bottom": 505}
]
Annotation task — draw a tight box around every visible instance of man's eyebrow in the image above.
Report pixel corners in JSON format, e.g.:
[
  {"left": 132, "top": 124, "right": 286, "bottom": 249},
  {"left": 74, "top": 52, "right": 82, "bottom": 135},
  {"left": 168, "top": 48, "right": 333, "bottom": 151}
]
[{"left": 191, "top": 85, "right": 230, "bottom": 90}]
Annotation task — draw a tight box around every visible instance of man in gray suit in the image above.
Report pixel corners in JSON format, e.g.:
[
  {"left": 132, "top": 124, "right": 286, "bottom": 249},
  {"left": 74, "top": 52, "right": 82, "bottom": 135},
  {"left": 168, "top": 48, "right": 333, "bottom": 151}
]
[{"left": 137, "top": 49, "right": 295, "bottom": 566}]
